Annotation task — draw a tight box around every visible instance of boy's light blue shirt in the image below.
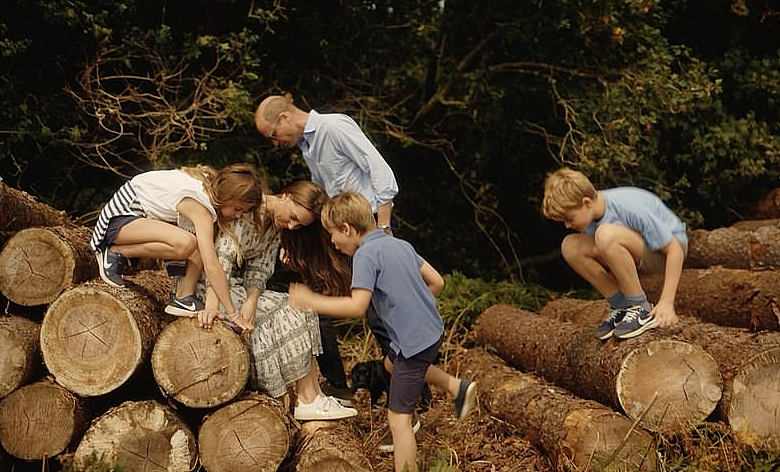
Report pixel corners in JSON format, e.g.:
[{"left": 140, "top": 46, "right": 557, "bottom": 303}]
[
  {"left": 297, "top": 110, "right": 398, "bottom": 213},
  {"left": 585, "top": 187, "right": 687, "bottom": 251},
  {"left": 351, "top": 230, "right": 444, "bottom": 358}
]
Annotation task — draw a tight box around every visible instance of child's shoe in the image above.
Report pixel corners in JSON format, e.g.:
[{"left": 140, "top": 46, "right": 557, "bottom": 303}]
[
  {"left": 164, "top": 260, "right": 187, "bottom": 277},
  {"left": 164, "top": 293, "right": 205, "bottom": 317},
  {"left": 293, "top": 394, "right": 358, "bottom": 421},
  {"left": 612, "top": 304, "right": 657, "bottom": 339},
  {"left": 453, "top": 379, "right": 477, "bottom": 421},
  {"left": 95, "top": 248, "right": 127, "bottom": 288},
  {"left": 594, "top": 307, "right": 627, "bottom": 340}
]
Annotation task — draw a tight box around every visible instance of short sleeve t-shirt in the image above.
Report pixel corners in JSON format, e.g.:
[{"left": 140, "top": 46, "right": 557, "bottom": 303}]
[
  {"left": 585, "top": 187, "right": 687, "bottom": 251},
  {"left": 131, "top": 169, "right": 218, "bottom": 233},
  {"left": 351, "top": 230, "right": 444, "bottom": 357}
]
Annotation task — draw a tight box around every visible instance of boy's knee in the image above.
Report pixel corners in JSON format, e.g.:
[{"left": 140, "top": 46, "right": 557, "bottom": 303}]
[{"left": 561, "top": 234, "right": 590, "bottom": 262}]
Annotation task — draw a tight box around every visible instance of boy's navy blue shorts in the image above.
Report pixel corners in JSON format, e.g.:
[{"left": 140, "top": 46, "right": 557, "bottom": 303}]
[{"left": 385, "top": 336, "right": 442, "bottom": 414}]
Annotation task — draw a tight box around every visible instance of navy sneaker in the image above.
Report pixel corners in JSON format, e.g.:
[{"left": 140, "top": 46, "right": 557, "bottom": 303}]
[
  {"left": 594, "top": 307, "right": 627, "bottom": 340},
  {"left": 164, "top": 293, "right": 205, "bottom": 317},
  {"left": 453, "top": 379, "right": 477, "bottom": 421},
  {"left": 95, "top": 249, "right": 127, "bottom": 288},
  {"left": 613, "top": 304, "right": 657, "bottom": 339}
]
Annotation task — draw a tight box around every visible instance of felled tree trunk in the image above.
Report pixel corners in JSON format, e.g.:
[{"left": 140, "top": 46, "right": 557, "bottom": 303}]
[
  {"left": 730, "top": 219, "right": 780, "bottom": 231},
  {"left": 475, "top": 304, "right": 722, "bottom": 433},
  {"left": 540, "top": 297, "right": 780, "bottom": 447},
  {"left": 641, "top": 267, "right": 780, "bottom": 331},
  {"left": 0, "top": 226, "right": 96, "bottom": 306},
  {"left": 152, "top": 317, "right": 249, "bottom": 408},
  {"left": 40, "top": 271, "right": 169, "bottom": 396},
  {"left": 455, "top": 347, "right": 656, "bottom": 471},
  {"left": 74, "top": 399, "right": 197, "bottom": 471},
  {"left": 0, "top": 315, "right": 41, "bottom": 398},
  {"left": 0, "top": 179, "right": 71, "bottom": 232},
  {"left": 198, "top": 393, "right": 292, "bottom": 472},
  {"left": 292, "top": 421, "right": 372, "bottom": 472},
  {"left": 686, "top": 225, "right": 780, "bottom": 270},
  {"left": 0, "top": 378, "right": 90, "bottom": 460}
]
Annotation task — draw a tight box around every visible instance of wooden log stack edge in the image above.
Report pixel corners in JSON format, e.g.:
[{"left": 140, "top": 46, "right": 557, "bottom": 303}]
[
  {"left": 475, "top": 304, "right": 722, "bottom": 433},
  {"left": 456, "top": 347, "right": 657, "bottom": 471},
  {"left": 292, "top": 421, "right": 373, "bottom": 472},
  {"left": 0, "top": 315, "right": 41, "bottom": 399},
  {"left": 540, "top": 297, "right": 780, "bottom": 448}
]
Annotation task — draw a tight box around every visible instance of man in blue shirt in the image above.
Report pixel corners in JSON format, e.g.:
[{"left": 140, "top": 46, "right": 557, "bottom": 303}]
[{"left": 255, "top": 94, "right": 399, "bottom": 405}]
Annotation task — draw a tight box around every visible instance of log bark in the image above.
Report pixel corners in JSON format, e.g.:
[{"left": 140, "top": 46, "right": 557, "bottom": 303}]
[
  {"left": 40, "top": 271, "right": 169, "bottom": 396},
  {"left": 0, "top": 378, "right": 90, "bottom": 460},
  {"left": 540, "top": 297, "right": 780, "bottom": 447},
  {"left": 198, "top": 393, "right": 292, "bottom": 472},
  {"left": 686, "top": 226, "right": 780, "bottom": 270},
  {"left": 641, "top": 267, "right": 780, "bottom": 331},
  {"left": 0, "top": 179, "right": 71, "bottom": 232},
  {"left": 454, "top": 347, "right": 656, "bottom": 471},
  {"left": 730, "top": 219, "right": 780, "bottom": 231},
  {"left": 0, "top": 315, "right": 41, "bottom": 398},
  {"left": 152, "top": 317, "right": 249, "bottom": 408},
  {"left": 0, "top": 226, "right": 96, "bottom": 306},
  {"left": 292, "top": 421, "right": 372, "bottom": 472},
  {"left": 74, "top": 399, "right": 197, "bottom": 472},
  {"left": 475, "top": 304, "right": 722, "bottom": 433}
]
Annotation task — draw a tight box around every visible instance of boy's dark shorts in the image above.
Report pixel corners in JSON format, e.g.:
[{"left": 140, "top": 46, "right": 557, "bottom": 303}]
[{"left": 385, "top": 336, "right": 442, "bottom": 414}]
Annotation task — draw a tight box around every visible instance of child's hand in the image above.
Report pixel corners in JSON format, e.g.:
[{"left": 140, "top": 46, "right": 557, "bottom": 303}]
[
  {"left": 288, "top": 283, "right": 314, "bottom": 310},
  {"left": 650, "top": 300, "right": 678, "bottom": 328},
  {"left": 198, "top": 307, "right": 223, "bottom": 329}
]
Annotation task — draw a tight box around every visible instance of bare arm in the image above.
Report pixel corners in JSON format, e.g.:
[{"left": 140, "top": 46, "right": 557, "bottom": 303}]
[
  {"left": 289, "top": 283, "right": 372, "bottom": 318},
  {"left": 650, "top": 237, "right": 685, "bottom": 327},
  {"left": 376, "top": 201, "right": 393, "bottom": 229},
  {"left": 177, "top": 198, "right": 237, "bottom": 316},
  {"left": 420, "top": 261, "right": 444, "bottom": 296}
]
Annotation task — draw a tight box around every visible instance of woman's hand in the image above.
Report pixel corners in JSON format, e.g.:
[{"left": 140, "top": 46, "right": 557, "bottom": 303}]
[{"left": 237, "top": 302, "right": 256, "bottom": 341}]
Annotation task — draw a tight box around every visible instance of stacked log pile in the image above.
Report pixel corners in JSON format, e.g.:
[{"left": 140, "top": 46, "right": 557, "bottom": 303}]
[{"left": 0, "top": 182, "right": 371, "bottom": 472}]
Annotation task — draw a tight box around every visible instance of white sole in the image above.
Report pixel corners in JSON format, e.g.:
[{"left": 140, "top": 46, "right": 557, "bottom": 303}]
[
  {"left": 458, "top": 382, "right": 477, "bottom": 420},
  {"left": 164, "top": 305, "right": 198, "bottom": 317},
  {"left": 95, "top": 252, "right": 124, "bottom": 288}
]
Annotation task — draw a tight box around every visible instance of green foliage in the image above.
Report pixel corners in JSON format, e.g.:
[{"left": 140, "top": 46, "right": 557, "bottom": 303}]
[{"left": 437, "top": 272, "right": 551, "bottom": 331}]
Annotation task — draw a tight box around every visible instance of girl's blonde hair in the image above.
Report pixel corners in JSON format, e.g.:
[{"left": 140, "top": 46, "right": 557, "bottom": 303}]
[
  {"left": 321, "top": 191, "right": 376, "bottom": 234},
  {"left": 541, "top": 167, "right": 597, "bottom": 221},
  {"left": 180, "top": 163, "right": 266, "bottom": 264}
]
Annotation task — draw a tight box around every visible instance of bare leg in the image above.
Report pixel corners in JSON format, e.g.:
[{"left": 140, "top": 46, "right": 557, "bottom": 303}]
[
  {"left": 295, "top": 356, "right": 321, "bottom": 404},
  {"left": 388, "top": 410, "right": 417, "bottom": 472}
]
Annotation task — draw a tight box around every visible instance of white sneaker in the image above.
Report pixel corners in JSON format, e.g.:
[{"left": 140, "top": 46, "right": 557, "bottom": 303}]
[{"left": 294, "top": 395, "right": 358, "bottom": 421}]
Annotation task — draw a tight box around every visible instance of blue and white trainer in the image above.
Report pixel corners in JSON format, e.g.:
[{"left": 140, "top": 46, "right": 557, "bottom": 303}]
[
  {"left": 594, "top": 307, "right": 627, "bottom": 340},
  {"left": 164, "top": 293, "right": 205, "bottom": 317},
  {"left": 613, "top": 305, "right": 657, "bottom": 339},
  {"left": 95, "top": 249, "right": 127, "bottom": 288}
]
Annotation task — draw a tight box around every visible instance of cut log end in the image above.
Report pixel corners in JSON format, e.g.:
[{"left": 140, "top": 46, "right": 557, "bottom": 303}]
[
  {"left": 0, "top": 229, "right": 75, "bottom": 306},
  {"left": 0, "top": 380, "right": 87, "bottom": 460},
  {"left": 152, "top": 318, "right": 249, "bottom": 408},
  {"left": 41, "top": 286, "right": 143, "bottom": 396},
  {"left": 198, "top": 395, "right": 290, "bottom": 472},
  {"left": 75, "top": 400, "right": 197, "bottom": 472},
  {"left": 616, "top": 339, "right": 722, "bottom": 432},
  {"left": 0, "top": 315, "right": 41, "bottom": 398},
  {"left": 728, "top": 347, "right": 780, "bottom": 448}
]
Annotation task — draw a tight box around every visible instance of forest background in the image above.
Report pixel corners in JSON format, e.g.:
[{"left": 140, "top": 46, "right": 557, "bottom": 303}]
[{"left": 2, "top": 0, "right": 780, "bottom": 291}]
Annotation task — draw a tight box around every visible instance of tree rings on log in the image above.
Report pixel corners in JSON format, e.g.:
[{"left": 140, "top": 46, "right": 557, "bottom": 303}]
[
  {"left": 0, "top": 315, "right": 41, "bottom": 398},
  {"left": 616, "top": 339, "right": 722, "bottom": 432},
  {"left": 41, "top": 282, "right": 165, "bottom": 396},
  {"left": 198, "top": 393, "right": 290, "bottom": 472},
  {"left": 0, "top": 379, "right": 89, "bottom": 460},
  {"left": 74, "top": 400, "right": 197, "bottom": 472},
  {"left": 292, "top": 421, "right": 372, "bottom": 472},
  {"left": 152, "top": 317, "right": 249, "bottom": 408},
  {"left": 0, "top": 226, "right": 95, "bottom": 306},
  {"left": 726, "top": 347, "right": 780, "bottom": 447}
]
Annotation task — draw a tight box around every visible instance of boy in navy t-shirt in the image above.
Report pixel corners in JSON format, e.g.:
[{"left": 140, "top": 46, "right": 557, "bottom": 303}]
[
  {"left": 542, "top": 167, "right": 688, "bottom": 340},
  {"left": 289, "top": 191, "right": 476, "bottom": 472}
]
